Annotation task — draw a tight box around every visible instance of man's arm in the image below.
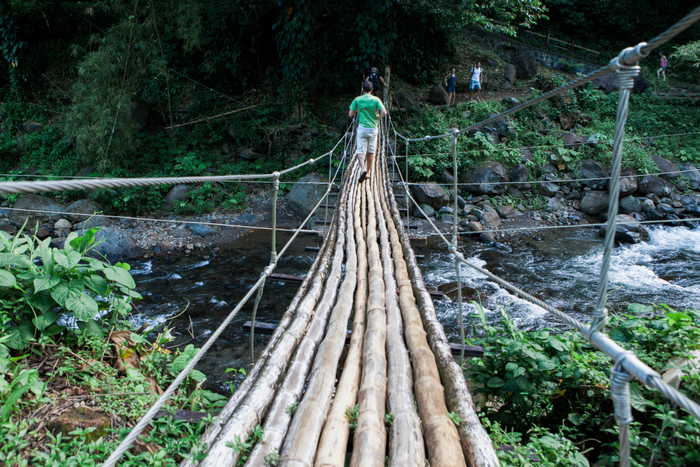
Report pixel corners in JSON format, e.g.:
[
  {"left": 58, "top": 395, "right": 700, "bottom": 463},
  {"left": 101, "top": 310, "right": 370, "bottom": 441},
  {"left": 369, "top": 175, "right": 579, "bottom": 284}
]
[
  {"left": 380, "top": 76, "right": 386, "bottom": 85},
  {"left": 379, "top": 102, "right": 387, "bottom": 118},
  {"left": 349, "top": 108, "right": 357, "bottom": 118}
]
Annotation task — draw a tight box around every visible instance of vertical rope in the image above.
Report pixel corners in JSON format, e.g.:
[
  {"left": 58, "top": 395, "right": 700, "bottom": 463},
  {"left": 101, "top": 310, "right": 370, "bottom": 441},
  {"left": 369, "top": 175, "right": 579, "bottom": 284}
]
[
  {"left": 611, "top": 353, "right": 634, "bottom": 467},
  {"left": 249, "top": 280, "right": 266, "bottom": 362},
  {"left": 450, "top": 131, "right": 465, "bottom": 364},
  {"left": 405, "top": 140, "right": 410, "bottom": 229},
  {"left": 591, "top": 58, "right": 640, "bottom": 334},
  {"left": 324, "top": 152, "right": 332, "bottom": 238}
]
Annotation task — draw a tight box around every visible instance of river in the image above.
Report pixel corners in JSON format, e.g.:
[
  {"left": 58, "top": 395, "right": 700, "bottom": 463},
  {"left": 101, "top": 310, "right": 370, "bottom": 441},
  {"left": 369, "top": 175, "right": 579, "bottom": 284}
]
[{"left": 129, "top": 225, "right": 700, "bottom": 392}]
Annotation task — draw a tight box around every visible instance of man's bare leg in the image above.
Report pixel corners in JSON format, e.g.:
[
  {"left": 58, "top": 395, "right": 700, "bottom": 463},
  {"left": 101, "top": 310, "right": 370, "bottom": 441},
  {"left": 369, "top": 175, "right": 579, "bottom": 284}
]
[{"left": 366, "top": 152, "right": 375, "bottom": 176}]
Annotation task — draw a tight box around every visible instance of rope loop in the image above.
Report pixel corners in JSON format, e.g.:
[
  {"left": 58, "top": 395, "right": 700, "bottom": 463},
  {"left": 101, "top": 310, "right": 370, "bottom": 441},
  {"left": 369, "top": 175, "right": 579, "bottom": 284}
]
[
  {"left": 615, "top": 64, "right": 641, "bottom": 91},
  {"left": 610, "top": 353, "right": 635, "bottom": 424},
  {"left": 588, "top": 308, "right": 609, "bottom": 336}
]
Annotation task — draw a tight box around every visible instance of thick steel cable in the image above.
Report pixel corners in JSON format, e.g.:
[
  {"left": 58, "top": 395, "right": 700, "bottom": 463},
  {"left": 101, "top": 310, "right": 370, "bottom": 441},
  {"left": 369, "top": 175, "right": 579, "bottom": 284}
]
[
  {"left": 611, "top": 354, "right": 635, "bottom": 467},
  {"left": 591, "top": 63, "right": 640, "bottom": 333},
  {"left": 641, "top": 5, "right": 700, "bottom": 56},
  {"left": 451, "top": 131, "right": 466, "bottom": 364}
]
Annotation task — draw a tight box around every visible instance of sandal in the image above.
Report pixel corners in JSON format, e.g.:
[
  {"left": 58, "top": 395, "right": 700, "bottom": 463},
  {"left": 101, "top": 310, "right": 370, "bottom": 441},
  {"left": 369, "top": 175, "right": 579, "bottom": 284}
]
[{"left": 358, "top": 170, "right": 368, "bottom": 183}]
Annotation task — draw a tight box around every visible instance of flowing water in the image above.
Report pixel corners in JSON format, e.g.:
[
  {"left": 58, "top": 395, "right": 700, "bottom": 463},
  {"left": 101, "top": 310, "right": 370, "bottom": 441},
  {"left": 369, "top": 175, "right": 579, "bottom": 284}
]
[{"left": 129, "top": 225, "right": 700, "bottom": 392}]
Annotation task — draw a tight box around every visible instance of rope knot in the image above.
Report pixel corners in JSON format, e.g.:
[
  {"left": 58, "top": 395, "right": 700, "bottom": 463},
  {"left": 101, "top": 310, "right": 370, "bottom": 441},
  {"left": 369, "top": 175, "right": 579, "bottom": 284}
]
[{"left": 610, "top": 352, "right": 635, "bottom": 424}]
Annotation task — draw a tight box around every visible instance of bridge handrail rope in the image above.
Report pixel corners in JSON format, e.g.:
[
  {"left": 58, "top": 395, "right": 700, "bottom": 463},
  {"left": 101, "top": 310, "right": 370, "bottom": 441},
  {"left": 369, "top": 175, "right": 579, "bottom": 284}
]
[{"left": 386, "top": 6, "right": 700, "bottom": 465}]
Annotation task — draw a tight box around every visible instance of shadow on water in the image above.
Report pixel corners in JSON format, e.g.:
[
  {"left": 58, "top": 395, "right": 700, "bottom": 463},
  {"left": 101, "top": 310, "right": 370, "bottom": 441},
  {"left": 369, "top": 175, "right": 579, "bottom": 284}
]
[
  {"left": 130, "top": 230, "right": 322, "bottom": 393},
  {"left": 130, "top": 225, "right": 700, "bottom": 393}
]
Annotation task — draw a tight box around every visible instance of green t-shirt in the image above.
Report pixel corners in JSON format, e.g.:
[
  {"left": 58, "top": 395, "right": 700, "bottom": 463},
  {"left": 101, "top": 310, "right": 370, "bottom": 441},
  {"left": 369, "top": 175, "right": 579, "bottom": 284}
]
[{"left": 349, "top": 94, "right": 386, "bottom": 129}]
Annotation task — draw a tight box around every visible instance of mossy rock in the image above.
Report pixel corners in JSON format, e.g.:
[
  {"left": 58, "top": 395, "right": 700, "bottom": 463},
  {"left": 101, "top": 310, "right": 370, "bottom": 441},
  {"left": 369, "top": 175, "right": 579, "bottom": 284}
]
[{"left": 47, "top": 407, "right": 110, "bottom": 441}]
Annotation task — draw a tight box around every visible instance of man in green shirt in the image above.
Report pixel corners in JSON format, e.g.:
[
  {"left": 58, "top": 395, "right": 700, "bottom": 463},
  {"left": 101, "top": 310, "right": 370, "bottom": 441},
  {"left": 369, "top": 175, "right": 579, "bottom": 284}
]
[{"left": 349, "top": 81, "right": 387, "bottom": 182}]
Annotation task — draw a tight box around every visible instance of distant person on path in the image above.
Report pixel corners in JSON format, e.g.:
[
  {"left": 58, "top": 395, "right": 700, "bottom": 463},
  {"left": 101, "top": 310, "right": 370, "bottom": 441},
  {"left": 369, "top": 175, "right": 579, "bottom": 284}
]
[
  {"left": 365, "top": 67, "right": 386, "bottom": 97},
  {"left": 657, "top": 52, "right": 669, "bottom": 81},
  {"left": 469, "top": 61, "right": 483, "bottom": 101},
  {"left": 349, "top": 81, "right": 387, "bottom": 182},
  {"left": 444, "top": 67, "right": 457, "bottom": 105}
]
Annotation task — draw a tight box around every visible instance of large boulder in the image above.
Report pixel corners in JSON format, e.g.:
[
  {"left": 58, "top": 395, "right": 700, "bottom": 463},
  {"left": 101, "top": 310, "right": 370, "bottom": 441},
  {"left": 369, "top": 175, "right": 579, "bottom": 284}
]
[
  {"left": 473, "top": 207, "right": 501, "bottom": 229},
  {"left": 592, "top": 73, "right": 650, "bottom": 94},
  {"left": 679, "top": 163, "right": 700, "bottom": 189},
  {"left": 650, "top": 155, "right": 679, "bottom": 180},
  {"left": 511, "top": 52, "right": 537, "bottom": 79},
  {"left": 537, "top": 181, "right": 560, "bottom": 197},
  {"left": 393, "top": 93, "right": 415, "bottom": 111},
  {"left": 485, "top": 113, "right": 510, "bottom": 137},
  {"left": 580, "top": 191, "right": 609, "bottom": 215},
  {"left": 10, "top": 194, "right": 65, "bottom": 227},
  {"left": 428, "top": 84, "right": 450, "bottom": 105},
  {"left": 619, "top": 196, "right": 642, "bottom": 214},
  {"left": 411, "top": 183, "right": 449, "bottom": 210},
  {"left": 619, "top": 168, "right": 638, "bottom": 196},
  {"left": 90, "top": 227, "right": 143, "bottom": 261},
  {"left": 576, "top": 159, "right": 609, "bottom": 190},
  {"left": 503, "top": 64, "right": 516, "bottom": 84},
  {"left": 240, "top": 149, "right": 265, "bottom": 161},
  {"left": 460, "top": 162, "right": 508, "bottom": 195},
  {"left": 599, "top": 214, "right": 649, "bottom": 244},
  {"left": 507, "top": 164, "right": 530, "bottom": 189},
  {"left": 65, "top": 199, "right": 102, "bottom": 222},
  {"left": 288, "top": 173, "right": 328, "bottom": 217},
  {"left": 638, "top": 175, "right": 673, "bottom": 197},
  {"left": 163, "top": 185, "right": 189, "bottom": 211}
]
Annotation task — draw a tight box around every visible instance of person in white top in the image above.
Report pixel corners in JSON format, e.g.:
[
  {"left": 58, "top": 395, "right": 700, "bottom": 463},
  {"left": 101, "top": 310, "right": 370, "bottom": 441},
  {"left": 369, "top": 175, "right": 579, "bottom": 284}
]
[{"left": 469, "top": 61, "right": 483, "bottom": 101}]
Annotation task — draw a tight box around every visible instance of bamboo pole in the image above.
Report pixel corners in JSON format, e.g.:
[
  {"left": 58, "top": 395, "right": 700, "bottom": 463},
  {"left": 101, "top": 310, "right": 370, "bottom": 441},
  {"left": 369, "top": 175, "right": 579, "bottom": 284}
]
[
  {"left": 181, "top": 202, "right": 338, "bottom": 467},
  {"left": 382, "top": 160, "right": 499, "bottom": 466},
  {"left": 315, "top": 169, "right": 368, "bottom": 467},
  {"left": 377, "top": 155, "right": 465, "bottom": 467},
  {"left": 350, "top": 163, "right": 387, "bottom": 467},
  {"left": 275, "top": 166, "right": 361, "bottom": 467},
  {"left": 374, "top": 152, "right": 425, "bottom": 467},
  {"left": 198, "top": 173, "right": 355, "bottom": 467}
]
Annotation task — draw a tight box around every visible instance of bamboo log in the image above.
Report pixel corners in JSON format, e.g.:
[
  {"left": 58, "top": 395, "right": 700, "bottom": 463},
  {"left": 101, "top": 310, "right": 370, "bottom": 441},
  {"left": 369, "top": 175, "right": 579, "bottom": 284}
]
[
  {"left": 182, "top": 197, "right": 338, "bottom": 467},
  {"left": 377, "top": 157, "right": 466, "bottom": 467},
  {"left": 374, "top": 156, "right": 425, "bottom": 467},
  {"left": 382, "top": 161, "right": 499, "bottom": 466},
  {"left": 275, "top": 166, "right": 361, "bottom": 467},
  {"left": 315, "top": 172, "right": 368, "bottom": 467},
  {"left": 198, "top": 171, "right": 355, "bottom": 467},
  {"left": 350, "top": 155, "right": 387, "bottom": 467}
]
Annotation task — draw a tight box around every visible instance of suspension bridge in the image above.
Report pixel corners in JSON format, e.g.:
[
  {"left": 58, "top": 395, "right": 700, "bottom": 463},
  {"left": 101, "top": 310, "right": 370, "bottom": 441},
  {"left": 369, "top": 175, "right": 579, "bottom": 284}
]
[{"left": 2, "top": 6, "right": 700, "bottom": 467}]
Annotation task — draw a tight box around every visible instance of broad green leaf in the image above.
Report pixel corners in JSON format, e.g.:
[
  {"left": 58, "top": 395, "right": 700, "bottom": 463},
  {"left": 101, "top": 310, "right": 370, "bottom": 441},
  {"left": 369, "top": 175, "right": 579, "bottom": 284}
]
[
  {"left": 104, "top": 266, "right": 135, "bottom": 289},
  {"left": 568, "top": 451, "right": 590, "bottom": 467},
  {"left": 34, "top": 275, "right": 60, "bottom": 293},
  {"left": 190, "top": 369, "right": 206, "bottom": 383},
  {"left": 50, "top": 280, "right": 84, "bottom": 307},
  {"left": 129, "top": 333, "right": 146, "bottom": 344},
  {"left": 547, "top": 336, "right": 566, "bottom": 351},
  {"left": 0, "top": 358, "right": 12, "bottom": 374},
  {"left": 115, "top": 262, "right": 131, "bottom": 272},
  {"left": 66, "top": 294, "right": 99, "bottom": 321},
  {"left": 505, "top": 362, "right": 519, "bottom": 373},
  {"left": 629, "top": 382, "right": 650, "bottom": 412},
  {"left": 171, "top": 354, "right": 191, "bottom": 374},
  {"left": 487, "top": 376, "right": 505, "bottom": 388},
  {"left": 0, "top": 232, "right": 10, "bottom": 251},
  {"left": 568, "top": 412, "right": 583, "bottom": 425},
  {"left": 5, "top": 323, "right": 34, "bottom": 350},
  {"left": 0, "top": 270, "right": 16, "bottom": 288},
  {"left": 26, "top": 290, "right": 54, "bottom": 314},
  {"left": 84, "top": 274, "right": 108, "bottom": 296},
  {"left": 537, "top": 434, "right": 562, "bottom": 449},
  {"left": 85, "top": 258, "right": 105, "bottom": 271},
  {"left": 0, "top": 252, "right": 31, "bottom": 268},
  {"left": 118, "top": 286, "right": 142, "bottom": 299},
  {"left": 628, "top": 303, "right": 653, "bottom": 314},
  {"left": 126, "top": 367, "right": 146, "bottom": 381},
  {"left": 43, "top": 324, "right": 66, "bottom": 337},
  {"left": 77, "top": 320, "right": 104, "bottom": 338},
  {"left": 3, "top": 383, "right": 33, "bottom": 421},
  {"left": 32, "top": 312, "right": 57, "bottom": 332},
  {"left": 63, "top": 231, "right": 79, "bottom": 251},
  {"left": 513, "top": 367, "right": 526, "bottom": 377},
  {"left": 54, "top": 250, "right": 82, "bottom": 270},
  {"left": 29, "top": 380, "right": 46, "bottom": 398},
  {"left": 16, "top": 271, "right": 35, "bottom": 281}
]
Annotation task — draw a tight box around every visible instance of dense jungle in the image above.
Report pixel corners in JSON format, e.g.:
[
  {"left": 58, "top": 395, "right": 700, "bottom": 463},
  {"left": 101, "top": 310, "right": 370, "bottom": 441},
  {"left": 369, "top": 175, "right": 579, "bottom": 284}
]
[{"left": 1, "top": 1, "right": 700, "bottom": 466}]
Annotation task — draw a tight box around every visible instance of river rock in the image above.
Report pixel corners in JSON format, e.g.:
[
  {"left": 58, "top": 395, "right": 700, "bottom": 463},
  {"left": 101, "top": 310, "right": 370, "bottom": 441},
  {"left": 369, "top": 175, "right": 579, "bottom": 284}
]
[
  {"left": 411, "top": 182, "right": 449, "bottom": 209},
  {"left": 619, "top": 168, "right": 638, "bottom": 196},
  {"left": 164, "top": 185, "right": 189, "bottom": 211},
  {"left": 441, "top": 214, "right": 454, "bottom": 224},
  {"left": 465, "top": 221, "right": 483, "bottom": 233},
  {"left": 486, "top": 113, "right": 511, "bottom": 137},
  {"left": 47, "top": 408, "right": 110, "bottom": 442},
  {"left": 546, "top": 197, "right": 566, "bottom": 213},
  {"left": 561, "top": 132, "right": 588, "bottom": 148},
  {"left": 393, "top": 93, "right": 415, "bottom": 111},
  {"left": 599, "top": 214, "right": 649, "bottom": 244},
  {"left": 638, "top": 175, "right": 673, "bottom": 197},
  {"left": 576, "top": 159, "right": 609, "bottom": 190},
  {"left": 288, "top": 173, "right": 327, "bottom": 217},
  {"left": 681, "top": 194, "right": 698, "bottom": 206},
  {"left": 508, "top": 164, "right": 530, "bottom": 188},
  {"left": 504, "top": 64, "right": 516, "bottom": 84},
  {"left": 414, "top": 204, "right": 435, "bottom": 219},
  {"left": 460, "top": 162, "right": 508, "bottom": 195},
  {"left": 65, "top": 199, "right": 102, "bottom": 222},
  {"left": 90, "top": 227, "right": 143, "bottom": 260},
  {"left": 592, "top": 73, "right": 650, "bottom": 94},
  {"left": 189, "top": 224, "right": 215, "bottom": 237},
  {"left": 656, "top": 203, "right": 675, "bottom": 215},
  {"left": 23, "top": 121, "right": 44, "bottom": 134},
  {"left": 580, "top": 191, "right": 609, "bottom": 215},
  {"left": 512, "top": 52, "right": 537, "bottom": 79},
  {"left": 54, "top": 219, "right": 72, "bottom": 230},
  {"left": 429, "top": 84, "right": 450, "bottom": 105},
  {"left": 641, "top": 198, "right": 655, "bottom": 212},
  {"left": 495, "top": 205, "right": 516, "bottom": 219},
  {"left": 473, "top": 207, "right": 501, "bottom": 229},
  {"left": 650, "top": 155, "right": 680, "bottom": 180},
  {"left": 537, "top": 181, "right": 559, "bottom": 197},
  {"left": 679, "top": 163, "right": 700, "bottom": 188},
  {"left": 619, "top": 196, "right": 642, "bottom": 214},
  {"left": 10, "top": 194, "right": 65, "bottom": 227}
]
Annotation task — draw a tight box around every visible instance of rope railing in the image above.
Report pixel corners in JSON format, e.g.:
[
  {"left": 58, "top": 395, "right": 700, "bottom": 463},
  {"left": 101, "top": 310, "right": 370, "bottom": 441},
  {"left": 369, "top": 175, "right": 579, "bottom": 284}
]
[{"left": 385, "top": 9, "right": 700, "bottom": 464}]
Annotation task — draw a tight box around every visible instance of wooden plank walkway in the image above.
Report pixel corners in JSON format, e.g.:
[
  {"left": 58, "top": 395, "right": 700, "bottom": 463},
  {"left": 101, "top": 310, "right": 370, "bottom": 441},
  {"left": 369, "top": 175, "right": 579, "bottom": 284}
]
[{"left": 181, "top": 131, "right": 498, "bottom": 467}]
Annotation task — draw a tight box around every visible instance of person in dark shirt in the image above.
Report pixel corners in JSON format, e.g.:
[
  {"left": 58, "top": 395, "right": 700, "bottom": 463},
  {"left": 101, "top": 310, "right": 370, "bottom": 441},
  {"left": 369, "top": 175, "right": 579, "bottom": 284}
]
[
  {"left": 444, "top": 67, "right": 457, "bottom": 105},
  {"left": 365, "top": 67, "right": 386, "bottom": 97}
]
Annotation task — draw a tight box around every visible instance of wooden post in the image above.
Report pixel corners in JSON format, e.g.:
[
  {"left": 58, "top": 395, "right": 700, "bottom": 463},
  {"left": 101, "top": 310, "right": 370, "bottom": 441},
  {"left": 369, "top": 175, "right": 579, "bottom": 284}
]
[{"left": 384, "top": 65, "right": 391, "bottom": 112}]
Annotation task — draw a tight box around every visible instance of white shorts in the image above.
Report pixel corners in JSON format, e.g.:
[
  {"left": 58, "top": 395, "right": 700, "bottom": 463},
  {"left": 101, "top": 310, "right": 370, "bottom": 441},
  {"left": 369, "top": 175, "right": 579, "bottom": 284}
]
[{"left": 355, "top": 125, "right": 378, "bottom": 155}]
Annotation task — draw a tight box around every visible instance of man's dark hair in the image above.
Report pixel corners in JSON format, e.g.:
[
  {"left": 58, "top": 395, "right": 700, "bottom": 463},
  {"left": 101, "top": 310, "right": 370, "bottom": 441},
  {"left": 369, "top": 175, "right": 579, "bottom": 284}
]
[{"left": 363, "top": 81, "right": 373, "bottom": 93}]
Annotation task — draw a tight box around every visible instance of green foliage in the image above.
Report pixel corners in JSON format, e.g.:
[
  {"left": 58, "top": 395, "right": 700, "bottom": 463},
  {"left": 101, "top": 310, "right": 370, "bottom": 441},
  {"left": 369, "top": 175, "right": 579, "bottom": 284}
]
[
  {"left": 226, "top": 424, "right": 264, "bottom": 466},
  {"left": 469, "top": 302, "right": 700, "bottom": 464},
  {"left": 385, "top": 412, "right": 395, "bottom": 426},
  {"left": 265, "top": 449, "right": 281, "bottom": 466},
  {"left": 448, "top": 411, "right": 462, "bottom": 426},
  {"left": 286, "top": 401, "right": 299, "bottom": 416},
  {"left": 0, "top": 227, "right": 141, "bottom": 350},
  {"left": 346, "top": 403, "right": 359, "bottom": 433}
]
